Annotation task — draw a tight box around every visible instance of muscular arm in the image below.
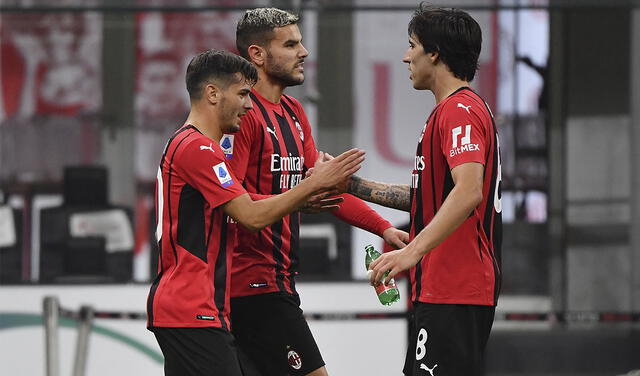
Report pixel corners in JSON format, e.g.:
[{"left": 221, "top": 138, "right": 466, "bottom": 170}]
[
  {"left": 369, "top": 162, "right": 484, "bottom": 284},
  {"left": 224, "top": 149, "right": 364, "bottom": 232},
  {"left": 347, "top": 175, "right": 411, "bottom": 212},
  {"left": 223, "top": 183, "right": 316, "bottom": 232},
  {"left": 405, "top": 162, "right": 483, "bottom": 256}
]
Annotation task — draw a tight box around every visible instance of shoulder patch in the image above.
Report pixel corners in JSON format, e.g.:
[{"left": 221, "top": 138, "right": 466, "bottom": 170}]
[{"left": 213, "top": 162, "right": 234, "bottom": 187}]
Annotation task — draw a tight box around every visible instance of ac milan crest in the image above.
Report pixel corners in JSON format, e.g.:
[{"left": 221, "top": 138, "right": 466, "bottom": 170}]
[{"left": 287, "top": 349, "right": 302, "bottom": 370}]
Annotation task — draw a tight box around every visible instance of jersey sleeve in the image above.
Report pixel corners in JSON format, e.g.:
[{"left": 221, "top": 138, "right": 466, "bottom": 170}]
[
  {"left": 332, "top": 194, "right": 393, "bottom": 237},
  {"left": 175, "top": 138, "right": 246, "bottom": 209},
  {"left": 225, "top": 112, "right": 258, "bottom": 184},
  {"left": 439, "top": 99, "right": 488, "bottom": 169}
]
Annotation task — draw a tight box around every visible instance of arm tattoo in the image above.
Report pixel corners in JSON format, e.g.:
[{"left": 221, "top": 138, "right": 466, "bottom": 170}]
[{"left": 348, "top": 175, "right": 411, "bottom": 212}]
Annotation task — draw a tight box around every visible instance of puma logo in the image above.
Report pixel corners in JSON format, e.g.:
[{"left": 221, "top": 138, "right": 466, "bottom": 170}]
[
  {"left": 457, "top": 103, "right": 471, "bottom": 113},
  {"left": 266, "top": 127, "right": 278, "bottom": 139},
  {"left": 200, "top": 143, "right": 215, "bottom": 153},
  {"left": 420, "top": 363, "right": 438, "bottom": 376}
]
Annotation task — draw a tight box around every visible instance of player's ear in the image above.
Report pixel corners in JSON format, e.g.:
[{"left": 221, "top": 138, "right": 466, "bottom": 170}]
[
  {"left": 429, "top": 50, "right": 440, "bottom": 64},
  {"left": 247, "top": 44, "right": 266, "bottom": 67},
  {"left": 205, "top": 83, "right": 221, "bottom": 104}
]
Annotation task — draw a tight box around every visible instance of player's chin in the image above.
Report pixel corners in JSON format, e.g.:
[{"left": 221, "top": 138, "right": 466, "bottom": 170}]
[
  {"left": 226, "top": 122, "right": 241, "bottom": 133},
  {"left": 291, "top": 72, "right": 305, "bottom": 85},
  {"left": 412, "top": 81, "right": 428, "bottom": 90}
]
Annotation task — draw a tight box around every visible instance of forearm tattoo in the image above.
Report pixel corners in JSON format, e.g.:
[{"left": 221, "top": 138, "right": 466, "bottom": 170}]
[{"left": 348, "top": 175, "right": 411, "bottom": 211}]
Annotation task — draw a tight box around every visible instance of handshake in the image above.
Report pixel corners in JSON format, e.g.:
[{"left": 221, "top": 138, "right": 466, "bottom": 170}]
[{"left": 301, "top": 149, "right": 362, "bottom": 213}]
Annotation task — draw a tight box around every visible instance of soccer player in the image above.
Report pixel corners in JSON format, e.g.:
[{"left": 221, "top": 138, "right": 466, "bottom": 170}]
[
  {"left": 228, "top": 8, "right": 409, "bottom": 376},
  {"left": 146, "top": 49, "right": 365, "bottom": 376},
  {"left": 343, "top": 5, "right": 502, "bottom": 375}
]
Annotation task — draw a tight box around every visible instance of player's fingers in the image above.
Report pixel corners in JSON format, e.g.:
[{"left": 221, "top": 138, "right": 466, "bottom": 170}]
[
  {"left": 305, "top": 167, "right": 314, "bottom": 178},
  {"left": 368, "top": 269, "right": 383, "bottom": 286},
  {"left": 366, "top": 269, "right": 376, "bottom": 286},
  {"left": 385, "top": 269, "right": 398, "bottom": 285},
  {"left": 371, "top": 259, "right": 390, "bottom": 285},
  {"left": 334, "top": 148, "right": 364, "bottom": 164},
  {"left": 323, "top": 152, "right": 335, "bottom": 162},
  {"left": 388, "top": 235, "right": 407, "bottom": 249},
  {"left": 369, "top": 257, "right": 381, "bottom": 271},
  {"left": 393, "top": 239, "right": 407, "bottom": 249},
  {"left": 340, "top": 155, "right": 365, "bottom": 176},
  {"left": 319, "top": 197, "right": 344, "bottom": 205},
  {"left": 319, "top": 204, "right": 340, "bottom": 211},
  {"left": 331, "top": 148, "right": 356, "bottom": 163}
]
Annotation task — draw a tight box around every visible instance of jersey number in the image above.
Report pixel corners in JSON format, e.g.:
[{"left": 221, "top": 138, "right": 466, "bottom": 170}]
[
  {"left": 415, "top": 328, "right": 428, "bottom": 361},
  {"left": 493, "top": 135, "right": 502, "bottom": 213},
  {"left": 155, "top": 167, "right": 164, "bottom": 241}
]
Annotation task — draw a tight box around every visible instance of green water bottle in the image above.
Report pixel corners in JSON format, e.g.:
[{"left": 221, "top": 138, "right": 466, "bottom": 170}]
[{"left": 364, "top": 244, "right": 400, "bottom": 306}]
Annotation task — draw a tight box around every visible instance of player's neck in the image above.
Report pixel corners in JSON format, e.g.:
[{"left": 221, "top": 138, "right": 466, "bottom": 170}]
[
  {"left": 254, "top": 74, "right": 286, "bottom": 104},
  {"left": 185, "top": 109, "right": 222, "bottom": 142},
  {"left": 432, "top": 71, "right": 470, "bottom": 104}
]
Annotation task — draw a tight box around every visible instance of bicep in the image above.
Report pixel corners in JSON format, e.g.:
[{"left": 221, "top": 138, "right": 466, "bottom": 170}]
[
  {"left": 451, "top": 162, "right": 484, "bottom": 189},
  {"left": 221, "top": 193, "right": 253, "bottom": 223}
]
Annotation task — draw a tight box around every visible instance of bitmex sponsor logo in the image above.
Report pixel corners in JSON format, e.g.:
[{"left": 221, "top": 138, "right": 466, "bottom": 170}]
[
  {"left": 449, "top": 125, "right": 479, "bottom": 157},
  {"left": 249, "top": 282, "right": 268, "bottom": 288},
  {"left": 449, "top": 143, "right": 480, "bottom": 157},
  {"left": 196, "top": 315, "right": 216, "bottom": 321}
]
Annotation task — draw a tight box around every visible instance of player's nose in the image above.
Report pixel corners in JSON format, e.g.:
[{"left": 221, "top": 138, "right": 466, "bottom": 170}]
[
  {"left": 299, "top": 43, "right": 309, "bottom": 58},
  {"left": 402, "top": 50, "right": 411, "bottom": 63},
  {"left": 244, "top": 97, "right": 253, "bottom": 110}
]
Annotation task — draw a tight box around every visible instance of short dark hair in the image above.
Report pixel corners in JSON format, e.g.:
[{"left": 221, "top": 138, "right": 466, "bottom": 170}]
[
  {"left": 185, "top": 49, "right": 258, "bottom": 100},
  {"left": 236, "top": 8, "right": 299, "bottom": 59},
  {"left": 408, "top": 3, "right": 482, "bottom": 81}
]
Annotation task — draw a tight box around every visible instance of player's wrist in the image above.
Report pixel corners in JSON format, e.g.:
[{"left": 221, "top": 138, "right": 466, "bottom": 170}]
[
  {"left": 379, "top": 223, "right": 394, "bottom": 238},
  {"left": 404, "top": 241, "right": 424, "bottom": 259}
]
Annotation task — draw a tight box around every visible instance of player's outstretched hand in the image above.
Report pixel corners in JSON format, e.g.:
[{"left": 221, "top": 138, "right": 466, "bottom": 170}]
[
  {"left": 382, "top": 227, "right": 410, "bottom": 249},
  {"left": 368, "top": 246, "right": 422, "bottom": 286},
  {"left": 306, "top": 151, "right": 352, "bottom": 193},
  {"left": 310, "top": 149, "right": 364, "bottom": 190},
  {"left": 301, "top": 192, "right": 344, "bottom": 213}
]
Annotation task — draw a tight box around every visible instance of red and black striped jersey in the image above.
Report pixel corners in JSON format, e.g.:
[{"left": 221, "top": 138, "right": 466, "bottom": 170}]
[
  {"left": 147, "top": 124, "right": 246, "bottom": 329},
  {"left": 409, "top": 87, "right": 502, "bottom": 306},
  {"left": 227, "top": 89, "right": 392, "bottom": 298}
]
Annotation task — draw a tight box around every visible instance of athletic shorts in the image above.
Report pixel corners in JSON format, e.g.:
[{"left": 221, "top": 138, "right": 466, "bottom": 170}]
[
  {"left": 231, "top": 292, "right": 325, "bottom": 376},
  {"left": 403, "top": 302, "right": 495, "bottom": 376},
  {"left": 151, "top": 326, "right": 244, "bottom": 376}
]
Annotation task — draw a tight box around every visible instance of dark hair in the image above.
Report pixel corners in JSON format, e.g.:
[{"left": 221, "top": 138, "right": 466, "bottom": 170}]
[
  {"left": 236, "top": 8, "right": 299, "bottom": 59},
  {"left": 185, "top": 49, "right": 258, "bottom": 100},
  {"left": 408, "top": 3, "right": 482, "bottom": 81}
]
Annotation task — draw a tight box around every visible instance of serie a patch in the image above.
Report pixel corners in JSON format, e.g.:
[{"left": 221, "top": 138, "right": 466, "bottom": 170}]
[
  {"left": 213, "top": 162, "right": 234, "bottom": 187},
  {"left": 220, "top": 135, "right": 234, "bottom": 159}
]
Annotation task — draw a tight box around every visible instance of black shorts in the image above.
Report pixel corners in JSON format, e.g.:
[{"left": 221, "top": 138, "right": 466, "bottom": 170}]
[
  {"left": 403, "top": 303, "right": 495, "bottom": 376},
  {"left": 151, "top": 326, "right": 244, "bottom": 376},
  {"left": 231, "top": 292, "right": 325, "bottom": 376}
]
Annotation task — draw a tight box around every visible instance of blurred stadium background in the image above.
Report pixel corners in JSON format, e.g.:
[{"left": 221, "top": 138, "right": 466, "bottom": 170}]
[{"left": 0, "top": 0, "right": 639, "bottom": 375}]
